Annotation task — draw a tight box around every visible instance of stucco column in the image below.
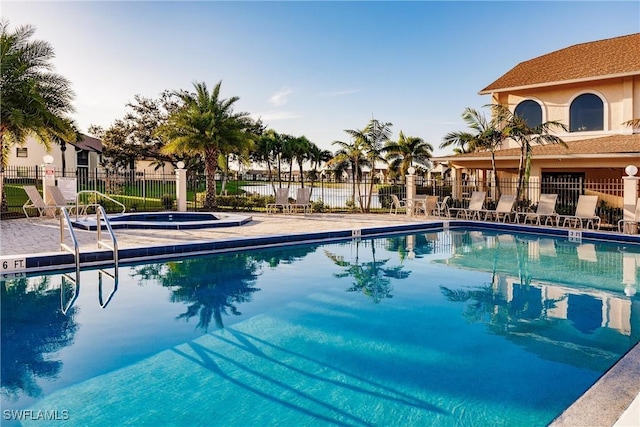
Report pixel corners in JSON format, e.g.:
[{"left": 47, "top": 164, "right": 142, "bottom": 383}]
[
  {"left": 175, "top": 163, "right": 187, "bottom": 212},
  {"left": 452, "top": 167, "right": 463, "bottom": 200},
  {"left": 622, "top": 165, "right": 639, "bottom": 234},
  {"left": 528, "top": 176, "right": 541, "bottom": 204},
  {"left": 405, "top": 167, "right": 416, "bottom": 216}
]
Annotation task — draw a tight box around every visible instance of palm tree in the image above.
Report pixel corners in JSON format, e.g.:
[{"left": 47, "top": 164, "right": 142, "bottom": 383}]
[
  {"left": 383, "top": 131, "right": 433, "bottom": 178},
  {"left": 159, "top": 81, "right": 252, "bottom": 209},
  {"left": 439, "top": 129, "right": 476, "bottom": 154},
  {"left": 291, "top": 135, "right": 311, "bottom": 188},
  {"left": 330, "top": 133, "right": 369, "bottom": 212},
  {"left": 446, "top": 107, "right": 506, "bottom": 197},
  {"left": 623, "top": 118, "right": 640, "bottom": 128},
  {"left": 361, "top": 119, "right": 393, "bottom": 211},
  {"left": 493, "top": 104, "right": 567, "bottom": 202},
  {"left": 0, "top": 21, "right": 76, "bottom": 212}
]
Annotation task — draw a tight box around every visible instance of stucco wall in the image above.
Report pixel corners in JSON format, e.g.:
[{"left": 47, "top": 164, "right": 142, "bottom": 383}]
[{"left": 493, "top": 75, "right": 639, "bottom": 148}]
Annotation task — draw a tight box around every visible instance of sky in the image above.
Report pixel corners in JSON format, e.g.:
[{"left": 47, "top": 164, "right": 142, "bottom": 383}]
[{"left": 3, "top": 1, "right": 640, "bottom": 157}]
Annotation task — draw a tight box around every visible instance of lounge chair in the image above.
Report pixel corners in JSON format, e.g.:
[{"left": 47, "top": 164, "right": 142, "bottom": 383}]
[
  {"left": 516, "top": 194, "right": 559, "bottom": 226},
  {"left": 390, "top": 194, "right": 407, "bottom": 215},
  {"left": 450, "top": 191, "right": 486, "bottom": 220},
  {"left": 558, "top": 195, "right": 601, "bottom": 229},
  {"left": 22, "top": 186, "right": 52, "bottom": 218},
  {"left": 618, "top": 198, "right": 640, "bottom": 234},
  {"left": 290, "top": 187, "right": 312, "bottom": 215},
  {"left": 481, "top": 194, "right": 517, "bottom": 222},
  {"left": 46, "top": 185, "right": 86, "bottom": 217},
  {"left": 436, "top": 196, "right": 450, "bottom": 217},
  {"left": 266, "top": 188, "right": 291, "bottom": 214}
]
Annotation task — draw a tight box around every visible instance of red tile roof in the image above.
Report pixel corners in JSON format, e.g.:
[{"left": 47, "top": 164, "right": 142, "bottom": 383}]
[{"left": 480, "top": 33, "right": 640, "bottom": 94}]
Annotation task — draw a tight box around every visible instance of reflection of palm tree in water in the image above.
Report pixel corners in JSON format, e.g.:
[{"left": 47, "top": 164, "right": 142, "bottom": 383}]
[
  {"left": 440, "top": 234, "right": 560, "bottom": 329},
  {"left": 1, "top": 277, "right": 78, "bottom": 401},
  {"left": 325, "top": 239, "right": 410, "bottom": 303},
  {"left": 147, "top": 254, "right": 261, "bottom": 331}
]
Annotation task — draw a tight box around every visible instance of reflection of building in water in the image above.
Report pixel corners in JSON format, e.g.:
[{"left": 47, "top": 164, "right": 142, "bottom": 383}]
[
  {"left": 497, "top": 275, "right": 633, "bottom": 336},
  {"left": 438, "top": 230, "right": 640, "bottom": 347}
]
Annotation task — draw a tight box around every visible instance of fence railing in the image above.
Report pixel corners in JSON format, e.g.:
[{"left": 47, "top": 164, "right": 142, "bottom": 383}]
[{"left": 1, "top": 166, "right": 628, "bottom": 229}]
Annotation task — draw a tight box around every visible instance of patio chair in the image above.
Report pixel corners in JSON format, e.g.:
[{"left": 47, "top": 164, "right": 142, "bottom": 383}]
[
  {"left": 46, "top": 185, "right": 87, "bottom": 217},
  {"left": 481, "top": 194, "right": 517, "bottom": 222},
  {"left": 22, "top": 186, "right": 52, "bottom": 218},
  {"left": 266, "top": 188, "right": 291, "bottom": 214},
  {"left": 417, "top": 195, "right": 439, "bottom": 217},
  {"left": 516, "top": 194, "right": 559, "bottom": 226},
  {"left": 618, "top": 198, "right": 640, "bottom": 234},
  {"left": 390, "top": 194, "right": 407, "bottom": 215},
  {"left": 558, "top": 195, "right": 601, "bottom": 230},
  {"left": 436, "top": 196, "right": 450, "bottom": 217},
  {"left": 449, "top": 191, "right": 486, "bottom": 220},
  {"left": 289, "top": 187, "right": 312, "bottom": 215}
]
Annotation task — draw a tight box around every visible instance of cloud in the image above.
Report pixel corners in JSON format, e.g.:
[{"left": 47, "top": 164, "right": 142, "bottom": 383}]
[
  {"left": 319, "top": 89, "right": 362, "bottom": 97},
  {"left": 252, "top": 111, "right": 302, "bottom": 121},
  {"left": 269, "top": 88, "right": 293, "bottom": 107}
]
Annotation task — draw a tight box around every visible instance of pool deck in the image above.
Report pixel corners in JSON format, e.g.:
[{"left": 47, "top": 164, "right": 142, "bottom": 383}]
[{"left": 1, "top": 212, "right": 639, "bottom": 426}]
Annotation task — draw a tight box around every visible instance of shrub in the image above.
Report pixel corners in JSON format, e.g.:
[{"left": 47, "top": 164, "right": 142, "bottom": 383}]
[{"left": 160, "top": 194, "right": 175, "bottom": 210}]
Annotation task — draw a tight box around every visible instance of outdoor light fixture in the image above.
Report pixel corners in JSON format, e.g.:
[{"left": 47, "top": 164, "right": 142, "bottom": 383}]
[
  {"left": 176, "top": 161, "right": 185, "bottom": 169},
  {"left": 407, "top": 166, "right": 416, "bottom": 175},
  {"left": 625, "top": 165, "right": 638, "bottom": 176},
  {"left": 43, "top": 155, "right": 54, "bottom": 164}
]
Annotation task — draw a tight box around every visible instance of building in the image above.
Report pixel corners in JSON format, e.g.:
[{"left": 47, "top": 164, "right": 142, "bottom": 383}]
[{"left": 435, "top": 33, "right": 640, "bottom": 198}]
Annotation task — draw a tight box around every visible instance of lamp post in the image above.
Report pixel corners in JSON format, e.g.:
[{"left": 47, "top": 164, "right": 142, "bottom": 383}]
[{"left": 42, "top": 155, "right": 55, "bottom": 214}]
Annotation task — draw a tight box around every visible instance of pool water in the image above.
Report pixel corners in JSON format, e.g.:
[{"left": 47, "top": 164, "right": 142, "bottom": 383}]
[{"left": 1, "top": 229, "right": 638, "bottom": 426}]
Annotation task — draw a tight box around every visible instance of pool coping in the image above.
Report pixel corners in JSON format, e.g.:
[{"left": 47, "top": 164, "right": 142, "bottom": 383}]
[
  {"left": 2, "top": 218, "right": 639, "bottom": 426},
  {"left": 7, "top": 220, "right": 640, "bottom": 274}
]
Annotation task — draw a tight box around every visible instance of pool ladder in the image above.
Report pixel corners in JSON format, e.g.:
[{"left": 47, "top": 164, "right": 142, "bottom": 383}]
[{"left": 59, "top": 206, "right": 119, "bottom": 312}]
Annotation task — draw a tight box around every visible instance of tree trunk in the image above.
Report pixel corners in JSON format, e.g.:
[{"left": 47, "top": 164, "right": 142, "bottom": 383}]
[{"left": 204, "top": 147, "right": 218, "bottom": 209}]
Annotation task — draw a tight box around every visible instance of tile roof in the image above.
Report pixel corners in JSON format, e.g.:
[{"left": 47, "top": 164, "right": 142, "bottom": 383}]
[
  {"left": 480, "top": 33, "right": 640, "bottom": 94},
  {"left": 70, "top": 134, "right": 102, "bottom": 153},
  {"left": 436, "top": 134, "right": 640, "bottom": 160}
]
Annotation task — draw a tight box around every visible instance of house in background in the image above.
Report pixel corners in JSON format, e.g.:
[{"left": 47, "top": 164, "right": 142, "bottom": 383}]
[
  {"left": 434, "top": 33, "right": 640, "bottom": 202},
  {"left": 8, "top": 134, "right": 103, "bottom": 180}
]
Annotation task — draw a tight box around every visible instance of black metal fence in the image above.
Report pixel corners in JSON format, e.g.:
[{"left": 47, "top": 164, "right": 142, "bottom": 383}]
[{"left": 1, "top": 166, "right": 629, "bottom": 229}]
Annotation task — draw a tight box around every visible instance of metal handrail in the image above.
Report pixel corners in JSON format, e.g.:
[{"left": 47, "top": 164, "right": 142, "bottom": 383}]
[
  {"left": 96, "top": 205, "right": 119, "bottom": 273},
  {"left": 59, "top": 207, "right": 80, "bottom": 279},
  {"left": 76, "top": 190, "right": 126, "bottom": 219}
]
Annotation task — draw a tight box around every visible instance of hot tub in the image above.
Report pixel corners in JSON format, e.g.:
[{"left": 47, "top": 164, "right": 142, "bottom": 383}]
[{"left": 71, "top": 212, "right": 252, "bottom": 230}]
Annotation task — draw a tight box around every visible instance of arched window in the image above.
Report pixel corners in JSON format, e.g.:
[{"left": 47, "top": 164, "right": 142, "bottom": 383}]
[
  {"left": 570, "top": 94, "right": 603, "bottom": 132},
  {"left": 514, "top": 100, "right": 542, "bottom": 128}
]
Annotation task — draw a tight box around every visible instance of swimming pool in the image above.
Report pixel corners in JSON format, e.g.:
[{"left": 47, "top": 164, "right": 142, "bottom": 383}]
[{"left": 1, "top": 228, "right": 638, "bottom": 426}]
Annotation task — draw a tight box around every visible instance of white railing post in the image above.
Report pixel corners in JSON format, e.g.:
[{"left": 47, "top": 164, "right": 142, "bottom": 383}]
[
  {"left": 623, "top": 165, "right": 639, "bottom": 234},
  {"left": 175, "top": 162, "right": 187, "bottom": 212},
  {"left": 405, "top": 167, "right": 416, "bottom": 216}
]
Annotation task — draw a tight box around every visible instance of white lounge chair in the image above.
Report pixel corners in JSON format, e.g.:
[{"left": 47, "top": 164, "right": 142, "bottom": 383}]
[
  {"left": 390, "top": 194, "right": 407, "bottom": 215},
  {"left": 46, "top": 185, "right": 86, "bottom": 217},
  {"left": 517, "top": 194, "right": 559, "bottom": 226},
  {"left": 436, "top": 196, "right": 450, "bottom": 217},
  {"left": 558, "top": 195, "right": 601, "bottom": 229},
  {"left": 618, "top": 199, "right": 640, "bottom": 234},
  {"left": 482, "top": 194, "right": 516, "bottom": 222},
  {"left": 290, "top": 187, "right": 312, "bottom": 215},
  {"left": 22, "top": 186, "right": 52, "bottom": 218},
  {"left": 450, "top": 191, "right": 486, "bottom": 220},
  {"left": 266, "top": 188, "right": 291, "bottom": 214}
]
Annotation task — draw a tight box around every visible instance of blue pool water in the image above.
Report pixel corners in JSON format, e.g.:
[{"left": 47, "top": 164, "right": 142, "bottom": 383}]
[{"left": 1, "top": 229, "right": 639, "bottom": 426}]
